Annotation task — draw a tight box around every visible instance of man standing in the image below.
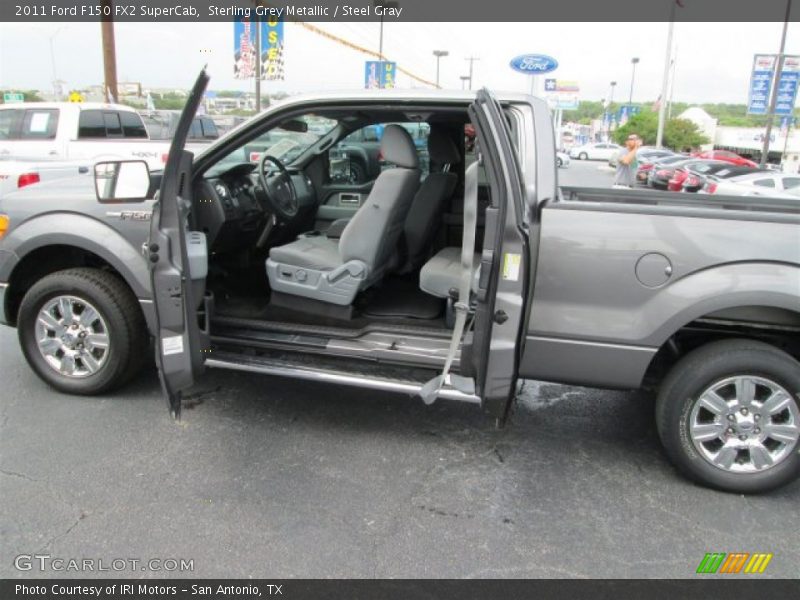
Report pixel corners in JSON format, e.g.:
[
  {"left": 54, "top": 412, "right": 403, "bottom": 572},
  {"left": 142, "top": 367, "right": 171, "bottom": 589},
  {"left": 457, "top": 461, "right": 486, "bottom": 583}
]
[{"left": 613, "top": 134, "right": 642, "bottom": 188}]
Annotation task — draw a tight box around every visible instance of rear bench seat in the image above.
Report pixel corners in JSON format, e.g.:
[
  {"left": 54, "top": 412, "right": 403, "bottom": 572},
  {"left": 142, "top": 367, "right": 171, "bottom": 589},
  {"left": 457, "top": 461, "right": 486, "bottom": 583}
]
[{"left": 419, "top": 247, "right": 481, "bottom": 300}]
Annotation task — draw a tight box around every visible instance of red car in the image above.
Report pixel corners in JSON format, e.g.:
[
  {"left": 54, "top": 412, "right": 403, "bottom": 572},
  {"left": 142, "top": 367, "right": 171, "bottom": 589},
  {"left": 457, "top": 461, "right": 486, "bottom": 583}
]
[{"left": 691, "top": 150, "right": 758, "bottom": 168}]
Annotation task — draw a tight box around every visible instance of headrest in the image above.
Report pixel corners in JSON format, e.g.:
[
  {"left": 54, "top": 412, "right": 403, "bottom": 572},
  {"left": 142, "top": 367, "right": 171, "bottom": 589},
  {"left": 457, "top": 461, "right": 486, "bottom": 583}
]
[
  {"left": 428, "top": 128, "right": 460, "bottom": 165},
  {"left": 380, "top": 124, "right": 419, "bottom": 169}
]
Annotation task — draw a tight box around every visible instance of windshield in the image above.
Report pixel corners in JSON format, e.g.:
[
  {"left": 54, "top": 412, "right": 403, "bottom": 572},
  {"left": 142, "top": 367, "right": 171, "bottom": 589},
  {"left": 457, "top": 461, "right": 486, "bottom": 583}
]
[{"left": 208, "top": 113, "right": 338, "bottom": 176}]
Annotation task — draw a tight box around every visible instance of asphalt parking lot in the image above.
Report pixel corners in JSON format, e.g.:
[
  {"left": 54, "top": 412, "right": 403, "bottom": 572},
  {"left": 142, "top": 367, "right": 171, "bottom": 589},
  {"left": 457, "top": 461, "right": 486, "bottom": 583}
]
[{"left": 2, "top": 160, "right": 798, "bottom": 579}]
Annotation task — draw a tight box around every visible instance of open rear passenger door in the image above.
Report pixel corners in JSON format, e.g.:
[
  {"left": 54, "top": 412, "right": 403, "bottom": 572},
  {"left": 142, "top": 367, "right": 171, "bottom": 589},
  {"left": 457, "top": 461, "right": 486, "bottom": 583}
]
[
  {"left": 467, "top": 89, "right": 531, "bottom": 422},
  {"left": 148, "top": 69, "right": 210, "bottom": 419}
]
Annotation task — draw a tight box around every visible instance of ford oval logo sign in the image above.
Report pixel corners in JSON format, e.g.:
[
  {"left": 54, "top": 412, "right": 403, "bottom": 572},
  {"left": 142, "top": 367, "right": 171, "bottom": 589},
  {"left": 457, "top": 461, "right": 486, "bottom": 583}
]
[{"left": 509, "top": 54, "right": 559, "bottom": 75}]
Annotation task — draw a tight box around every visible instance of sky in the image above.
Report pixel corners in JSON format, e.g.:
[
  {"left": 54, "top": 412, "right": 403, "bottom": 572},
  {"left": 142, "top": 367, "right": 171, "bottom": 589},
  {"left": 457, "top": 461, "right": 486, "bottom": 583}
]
[{"left": 0, "top": 21, "right": 797, "bottom": 105}]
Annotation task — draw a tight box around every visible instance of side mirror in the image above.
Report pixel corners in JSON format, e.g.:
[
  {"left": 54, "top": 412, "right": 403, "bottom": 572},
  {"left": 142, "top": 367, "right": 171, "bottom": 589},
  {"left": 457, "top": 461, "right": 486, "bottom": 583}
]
[{"left": 94, "top": 160, "right": 150, "bottom": 203}]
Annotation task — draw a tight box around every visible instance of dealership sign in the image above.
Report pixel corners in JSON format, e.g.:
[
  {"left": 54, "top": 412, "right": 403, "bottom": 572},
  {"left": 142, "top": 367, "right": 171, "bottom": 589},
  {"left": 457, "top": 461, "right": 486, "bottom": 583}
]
[
  {"left": 544, "top": 79, "right": 580, "bottom": 110},
  {"left": 775, "top": 55, "right": 799, "bottom": 116},
  {"left": 747, "top": 54, "right": 800, "bottom": 116},
  {"left": 509, "top": 54, "right": 558, "bottom": 75},
  {"left": 234, "top": 17, "right": 285, "bottom": 81},
  {"left": 364, "top": 61, "right": 397, "bottom": 89}
]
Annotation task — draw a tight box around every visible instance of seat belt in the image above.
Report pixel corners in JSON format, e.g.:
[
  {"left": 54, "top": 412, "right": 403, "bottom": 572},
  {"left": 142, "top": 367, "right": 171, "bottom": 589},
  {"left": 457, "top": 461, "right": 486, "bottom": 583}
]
[{"left": 419, "top": 158, "right": 480, "bottom": 405}]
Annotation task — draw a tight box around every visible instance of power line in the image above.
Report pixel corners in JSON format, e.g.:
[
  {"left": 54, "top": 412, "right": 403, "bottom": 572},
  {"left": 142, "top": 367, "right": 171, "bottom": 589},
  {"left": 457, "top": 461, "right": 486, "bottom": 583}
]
[{"left": 297, "top": 21, "right": 437, "bottom": 87}]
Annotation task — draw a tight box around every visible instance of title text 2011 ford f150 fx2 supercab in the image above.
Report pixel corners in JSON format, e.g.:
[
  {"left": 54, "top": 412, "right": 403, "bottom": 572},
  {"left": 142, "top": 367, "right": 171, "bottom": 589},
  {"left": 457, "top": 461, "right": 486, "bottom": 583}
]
[{"left": 1, "top": 71, "right": 798, "bottom": 493}]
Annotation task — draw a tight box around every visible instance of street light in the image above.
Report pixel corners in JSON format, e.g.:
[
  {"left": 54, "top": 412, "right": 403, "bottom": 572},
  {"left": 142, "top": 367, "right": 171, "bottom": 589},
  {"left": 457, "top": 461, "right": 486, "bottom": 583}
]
[
  {"left": 48, "top": 26, "right": 66, "bottom": 100},
  {"left": 374, "top": 0, "right": 399, "bottom": 88},
  {"left": 433, "top": 50, "right": 449, "bottom": 89},
  {"left": 607, "top": 81, "right": 617, "bottom": 142},
  {"left": 628, "top": 57, "right": 640, "bottom": 106}
]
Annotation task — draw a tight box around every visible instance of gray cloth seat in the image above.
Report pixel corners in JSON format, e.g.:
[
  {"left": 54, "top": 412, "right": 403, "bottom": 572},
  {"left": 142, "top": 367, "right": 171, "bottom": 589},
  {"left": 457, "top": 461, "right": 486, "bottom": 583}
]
[
  {"left": 401, "top": 128, "right": 461, "bottom": 272},
  {"left": 266, "top": 124, "right": 420, "bottom": 305},
  {"left": 419, "top": 247, "right": 481, "bottom": 299}
]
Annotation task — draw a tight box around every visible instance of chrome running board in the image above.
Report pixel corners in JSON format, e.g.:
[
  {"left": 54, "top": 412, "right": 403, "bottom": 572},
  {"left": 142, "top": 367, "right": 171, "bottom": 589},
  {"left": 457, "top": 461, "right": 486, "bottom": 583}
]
[{"left": 205, "top": 353, "right": 480, "bottom": 405}]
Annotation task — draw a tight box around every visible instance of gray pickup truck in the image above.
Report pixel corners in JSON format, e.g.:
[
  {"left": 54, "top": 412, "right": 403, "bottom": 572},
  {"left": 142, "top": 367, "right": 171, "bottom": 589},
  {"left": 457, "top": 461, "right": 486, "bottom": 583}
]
[{"left": 1, "top": 71, "right": 798, "bottom": 493}]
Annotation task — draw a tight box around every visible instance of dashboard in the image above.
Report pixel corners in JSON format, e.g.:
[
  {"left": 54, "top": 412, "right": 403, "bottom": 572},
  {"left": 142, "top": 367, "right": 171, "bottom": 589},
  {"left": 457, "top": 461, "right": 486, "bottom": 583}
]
[{"left": 194, "top": 162, "right": 315, "bottom": 251}]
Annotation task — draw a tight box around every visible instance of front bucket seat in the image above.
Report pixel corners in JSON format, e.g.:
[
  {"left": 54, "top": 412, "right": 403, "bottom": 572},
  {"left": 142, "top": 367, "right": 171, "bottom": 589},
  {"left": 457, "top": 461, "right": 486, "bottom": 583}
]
[{"left": 266, "top": 124, "right": 420, "bottom": 305}]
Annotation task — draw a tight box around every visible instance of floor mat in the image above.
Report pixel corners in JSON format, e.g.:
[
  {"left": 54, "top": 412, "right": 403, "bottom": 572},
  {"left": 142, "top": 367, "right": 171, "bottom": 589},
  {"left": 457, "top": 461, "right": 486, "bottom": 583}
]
[{"left": 359, "top": 276, "right": 444, "bottom": 320}]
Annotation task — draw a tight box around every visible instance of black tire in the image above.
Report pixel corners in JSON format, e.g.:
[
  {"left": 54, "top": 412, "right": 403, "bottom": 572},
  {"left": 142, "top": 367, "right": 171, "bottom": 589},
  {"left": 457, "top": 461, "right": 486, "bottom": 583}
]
[
  {"left": 579, "top": 152, "right": 588, "bottom": 160},
  {"left": 656, "top": 339, "right": 800, "bottom": 494},
  {"left": 17, "top": 268, "right": 149, "bottom": 395},
  {"left": 557, "top": 157, "right": 563, "bottom": 167},
  {"left": 349, "top": 161, "right": 367, "bottom": 184}
]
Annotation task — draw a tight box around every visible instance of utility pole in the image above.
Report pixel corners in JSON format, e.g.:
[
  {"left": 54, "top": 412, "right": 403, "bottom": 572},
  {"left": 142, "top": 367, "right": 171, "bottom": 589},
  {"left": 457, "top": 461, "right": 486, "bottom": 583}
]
[
  {"left": 254, "top": 17, "right": 261, "bottom": 113},
  {"left": 100, "top": 0, "right": 118, "bottom": 103},
  {"left": 460, "top": 75, "right": 470, "bottom": 90},
  {"left": 656, "top": 1, "right": 677, "bottom": 149},
  {"left": 374, "top": 1, "right": 399, "bottom": 88},
  {"left": 465, "top": 56, "right": 479, "bottom": 90},
  {"left": 433, "top": 50, "right": 449, "bottom": 89},
  {"left": 760, "top": 0, "right": 793, "bottom": 167},
  {"left": 628, "top": 57, "right": 639, "bottom": 106}
]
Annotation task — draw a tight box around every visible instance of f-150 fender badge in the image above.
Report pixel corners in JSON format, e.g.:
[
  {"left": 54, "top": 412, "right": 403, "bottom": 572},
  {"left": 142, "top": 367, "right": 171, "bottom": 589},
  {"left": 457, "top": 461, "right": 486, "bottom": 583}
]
[{"left": 106, "top": 210, "right": 152, "bottom": 221}]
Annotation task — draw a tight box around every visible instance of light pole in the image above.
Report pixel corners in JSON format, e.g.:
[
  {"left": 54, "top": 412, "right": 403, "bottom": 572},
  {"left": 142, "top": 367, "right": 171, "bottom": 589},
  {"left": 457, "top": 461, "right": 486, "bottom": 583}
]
[
  {"left": 48, "top": 26, "right": 66, "bottom": 100},
  {"left": 628, "top": 57, "right": 639, "bottom": 106},
  {"left": 374, "top": 0, "right": 399, "bottom": 88},
  {"left": 760, "top": 0, "right": 792, "bottom": 167},
  {"left": 656, "top": 1, "right": 677, "bottom": 149},
  {"left": 607, "top": 81, "right": 617, "bottom": 141},
  {"left": 433, "top": 50, "right": 449, "bottom": 89},
  {"left": 460, "top": 75, "right": 470, "bottom": 90}
]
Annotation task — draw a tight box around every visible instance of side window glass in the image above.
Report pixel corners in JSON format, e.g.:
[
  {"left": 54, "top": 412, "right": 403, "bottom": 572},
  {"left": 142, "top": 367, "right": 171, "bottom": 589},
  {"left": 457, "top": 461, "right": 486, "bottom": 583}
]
[
  {"left": 21, "top": 109, "right": 59, "bottom": 140},
  {"left": 328, "top": 122, "right": 431, "bottom": 184},
  {"left": 103, "top": 112, "right": 123, "bottom": 137},
  {"left": 753, "top": 179, "right": 775, "bottom": 188},
  {"left": 119, "top": 111, "right": 148, "bottom": 138},
  {"left": 782, "top": 177, "right": 800, "bottom": 190},
  {"left": 0, "top": 109, "right": 23, "bottom": 140},
  {"left": 78, "top": 110, "right": 106, "bottom": 138}
]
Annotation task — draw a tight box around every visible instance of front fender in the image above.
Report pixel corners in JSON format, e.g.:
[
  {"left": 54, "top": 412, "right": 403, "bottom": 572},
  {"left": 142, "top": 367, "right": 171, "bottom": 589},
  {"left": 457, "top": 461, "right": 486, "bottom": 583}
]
[{"left": 1, "top": 213, "right": 151, "bottom": 300}]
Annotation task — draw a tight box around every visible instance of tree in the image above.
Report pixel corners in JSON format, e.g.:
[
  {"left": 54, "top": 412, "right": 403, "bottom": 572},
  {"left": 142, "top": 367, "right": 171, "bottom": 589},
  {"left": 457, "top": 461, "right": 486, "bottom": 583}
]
[
  {"left": 664, "top": 118, "right": 709, "bottom": 151},
  {"left": 613, "top": 111, "right": 708, "bottom": 150},
  {"left": 613, "top": 111, "right": 658, "bottom": 145}
]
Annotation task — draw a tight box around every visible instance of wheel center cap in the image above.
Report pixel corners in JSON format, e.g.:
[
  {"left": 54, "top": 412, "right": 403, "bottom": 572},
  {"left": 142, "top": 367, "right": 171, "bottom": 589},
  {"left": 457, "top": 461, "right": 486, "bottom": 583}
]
[{"left": 735, "top": 414, "right": 755, "bottom": 432}]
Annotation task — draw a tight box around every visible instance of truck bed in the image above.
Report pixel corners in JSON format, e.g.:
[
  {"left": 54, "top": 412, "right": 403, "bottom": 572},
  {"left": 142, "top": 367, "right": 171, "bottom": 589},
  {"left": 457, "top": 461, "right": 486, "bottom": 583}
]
[{"left": 559, "top": 186, "right": 800, "bottom": 223}]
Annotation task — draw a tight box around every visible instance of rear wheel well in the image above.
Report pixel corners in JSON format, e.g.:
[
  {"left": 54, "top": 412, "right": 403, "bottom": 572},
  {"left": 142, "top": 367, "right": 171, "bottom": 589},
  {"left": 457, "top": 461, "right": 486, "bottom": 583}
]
[
  {"left": 7, "top": 245, "right": 137, "bottom": 327},
  {"left": 643, "top": 307, "right": 800, "bottom": 390}
]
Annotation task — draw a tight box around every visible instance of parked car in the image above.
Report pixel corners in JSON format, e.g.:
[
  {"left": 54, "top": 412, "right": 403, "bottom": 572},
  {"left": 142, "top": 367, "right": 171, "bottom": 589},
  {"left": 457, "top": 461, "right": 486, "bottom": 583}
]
[
  {"left": 0, "top": 158, "right": 91, "bottom": 197},
  {"left": 701, "top": 171, "right": 800, "bottom": 196},
  {"left": 645, "top": 156, "right": 698, "bottom": 190},
  {"left": 556, "top": 151, "right": 570, "bottom": 168},
  {"left": 637, "top": 154, "right": 688, "bottom": 186},
  {"left": 667, "top": 160, "right": 728, "bottom": 192},
  {"left": 609, "top": 147, "right": 674, "bottom": 169},
  {"left": 0, "top": 102, "right": 171, "bottom": 170},
  {"left": 569, "top": 142, "right": 621, "bottom": 161},
  {"left": 692, "top": 149, "right": 758, "bottom": 168},
  {"left": 680, "top": 164, "right": 762, "bottom": 193},
  {"left": 1, "top": 71, "right": 799, "bottom": 494},
  {"left": 139, "top": 110, "right": 220, "bottom": 142}
]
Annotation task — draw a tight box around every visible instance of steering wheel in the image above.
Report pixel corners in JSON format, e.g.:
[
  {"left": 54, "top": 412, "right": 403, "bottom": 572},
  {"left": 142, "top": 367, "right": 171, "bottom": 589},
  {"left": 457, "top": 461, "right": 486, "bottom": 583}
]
[{"left": 258, "top": 154, "right": 298, "bottom": 220}]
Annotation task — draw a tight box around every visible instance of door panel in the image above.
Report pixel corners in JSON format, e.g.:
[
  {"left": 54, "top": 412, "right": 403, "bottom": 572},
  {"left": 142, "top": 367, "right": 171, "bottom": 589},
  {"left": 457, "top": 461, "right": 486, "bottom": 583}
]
[
  {"left": 314, "top": 180, "right": 374, "bottom": 230},
  {"left": 148, "top": 69, "right": 210, "bottom": 419},
  {"left": 467, "top": 89, "right": 531, "bottom": 422}
]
